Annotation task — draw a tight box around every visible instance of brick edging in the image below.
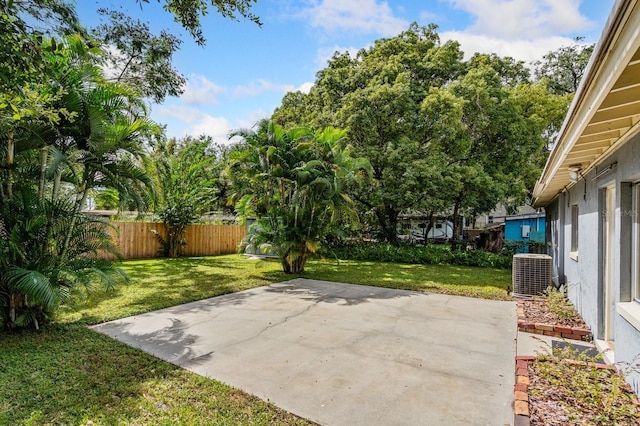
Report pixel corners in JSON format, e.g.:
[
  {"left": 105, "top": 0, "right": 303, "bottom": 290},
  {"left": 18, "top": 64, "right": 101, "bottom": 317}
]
[
  {"left": 516, "top": 300, "right": 593, "bottom": 342},
  {"left": 513, "top": 355, "right": 614, "bottom": 425},
  {"left": 514, "top": 356, "right": 534, "bottom": 426}
]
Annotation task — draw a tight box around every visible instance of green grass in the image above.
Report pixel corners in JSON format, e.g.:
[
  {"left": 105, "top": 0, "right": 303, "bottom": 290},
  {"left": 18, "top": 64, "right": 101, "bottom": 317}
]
[
  {"left": 58, "top": 255, "right": 289, "bottom": 325},
  {"left": 304, "top": 258, "right": 512, "bottom": 300},
  {"left": 0, "top": 324, "right": 311, "bottom": 426},
  {"left": 2, "top": 254, "right": 511, "bottom": 425}
]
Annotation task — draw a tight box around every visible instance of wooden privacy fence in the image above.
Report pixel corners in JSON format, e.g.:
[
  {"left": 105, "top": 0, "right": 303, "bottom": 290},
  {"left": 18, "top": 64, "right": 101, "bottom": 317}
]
[{"left": 104, "top": 222, "right": 246, "bottom": 260}]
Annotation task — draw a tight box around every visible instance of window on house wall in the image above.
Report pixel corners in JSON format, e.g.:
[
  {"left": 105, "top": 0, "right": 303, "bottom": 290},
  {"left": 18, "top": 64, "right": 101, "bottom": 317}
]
[{"left": 571, "top": 204, "right": 579, "bottom": 256}]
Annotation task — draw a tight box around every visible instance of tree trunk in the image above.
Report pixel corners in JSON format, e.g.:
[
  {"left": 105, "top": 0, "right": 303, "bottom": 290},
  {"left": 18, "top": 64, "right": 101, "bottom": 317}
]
[
  {"left": 375, "top": 206, "right": 400, "bottom": 244},
  {"left": 167, "top": 224, "right": 186, "bottom": 257},
  {"left": 5, "top": 130, "right": 14, "bottom": 199},
  {"left": 281, "top": 243, "right": 308, "bottom": 274},
  {"left": 60, "top": 183, "right": 90, "bottom": 260},
  {"left": 450, "top": 198, "right": 462, "bottom": 251},
  {"left": 38, "top": 146, "right": 48, "bottom": 198},
  {"left": 52, "top": 170, "right": 62, "bottom": 201},
  {"left": 7, "top": 292, "right": 24, "bottom": 333},
  {"left": 422, "top": 211, "right": 435, "bottom": 246},
  {"left": 282, "top": 253, "right": 306, "bottom": 274}
]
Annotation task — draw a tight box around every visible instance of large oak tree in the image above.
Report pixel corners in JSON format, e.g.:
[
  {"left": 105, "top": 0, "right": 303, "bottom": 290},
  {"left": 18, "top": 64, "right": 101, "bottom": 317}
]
[{"left": 273, "top": 23, "right": 567, "bottom": 244}]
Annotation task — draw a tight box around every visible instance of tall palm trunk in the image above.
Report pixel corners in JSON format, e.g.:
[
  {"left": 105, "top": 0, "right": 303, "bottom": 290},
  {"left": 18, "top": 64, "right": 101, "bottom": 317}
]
[
  {"left": 51, "top": 169, "right": 62, "bottom": 201},
  {"left": 60, "top": 177, "right": 90, "bottom": 260},
  {"left": 450, "top": 196, "right": 463, "bottom": 251},
  {"left": 5, "top": 130, "right": 14, "bottom": 199},
  {"left": 38, "top": 146, "right": 48, "bottom": 198}
]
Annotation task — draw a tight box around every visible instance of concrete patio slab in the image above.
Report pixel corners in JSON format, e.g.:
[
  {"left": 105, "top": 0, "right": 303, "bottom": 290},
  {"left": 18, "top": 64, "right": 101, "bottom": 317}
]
[{"left": 92, "top": 279, "right": 517, "bottom": 425}]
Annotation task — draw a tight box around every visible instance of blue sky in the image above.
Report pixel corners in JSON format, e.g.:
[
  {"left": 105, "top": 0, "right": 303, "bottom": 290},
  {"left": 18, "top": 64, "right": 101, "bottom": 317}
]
[{"left": 76, "top": 0, "right": 614, "bottom": 143}]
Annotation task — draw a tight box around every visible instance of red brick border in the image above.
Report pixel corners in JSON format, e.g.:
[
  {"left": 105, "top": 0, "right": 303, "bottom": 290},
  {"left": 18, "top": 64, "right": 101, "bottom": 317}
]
[
  {"left": 513, "top": 355, "right": 614, "bottom": 425},
  {"left": 516, "top": 300, "right": 592, "bottom": 342},
  {"left": 514, "top": 355, "right": 534, "bottom": 425}
]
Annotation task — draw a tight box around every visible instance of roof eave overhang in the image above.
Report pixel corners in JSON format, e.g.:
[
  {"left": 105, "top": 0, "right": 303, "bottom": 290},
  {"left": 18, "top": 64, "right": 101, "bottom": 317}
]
[{"left": 533, "top": 0, "right": 640, "bottom": 207}]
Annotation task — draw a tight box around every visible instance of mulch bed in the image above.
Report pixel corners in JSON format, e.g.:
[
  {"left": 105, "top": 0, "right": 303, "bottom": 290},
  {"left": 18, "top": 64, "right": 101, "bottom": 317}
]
[
  {"left": 519, "top": 298, "right": 588, "bottom": 329},
  {"left": 517, "top": 297, "right": 640, "bottom": 425},
  {"left": 527, "top": 359, "right": 640, "bottom": 425}
]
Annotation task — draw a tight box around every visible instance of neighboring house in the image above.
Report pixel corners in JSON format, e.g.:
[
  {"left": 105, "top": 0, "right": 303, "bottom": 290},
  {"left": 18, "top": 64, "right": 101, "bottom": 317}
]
[
  {"left": 474, "top": 203, "right": 538, "bottom": 228},
  {"left": 504, "top": 213, "right": 546, "bottom": 250},
  {"left": 533, "top": 0, "right": 640, "bottom": 395}
]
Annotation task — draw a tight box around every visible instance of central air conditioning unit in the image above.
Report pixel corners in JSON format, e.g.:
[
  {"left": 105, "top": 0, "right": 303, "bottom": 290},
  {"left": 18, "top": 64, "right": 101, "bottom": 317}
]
[{"left": 512, "top": 253, "right": 552, "bottom": 297}]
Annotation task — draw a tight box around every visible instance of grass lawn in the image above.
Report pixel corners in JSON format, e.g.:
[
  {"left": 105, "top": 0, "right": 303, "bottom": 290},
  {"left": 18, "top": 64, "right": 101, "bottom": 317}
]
[
  {"left": 304, "top": 259, "right": 512, "bottom": 301},
  {"left": 1, "top": 254, "right": 511, "bottom": 425}
]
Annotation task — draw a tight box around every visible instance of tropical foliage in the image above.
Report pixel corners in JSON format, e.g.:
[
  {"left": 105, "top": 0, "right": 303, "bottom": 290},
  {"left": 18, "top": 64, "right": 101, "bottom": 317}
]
[
  {"left": 0, "top": 3, "right": 156, "bottom": 330},
  {"left": 150, "top": 136, "right": 219, "bottom": 257},
  {"left": 0, "top": 0, "right": 597, "bottom": 330},
  {"left": 228, "top": 121, "right": 370, "bottom": 273},
  {"left": 273, "top": 23, "right": 574, "bottom": 244},
  {"left": 0, "top": 189, "right": 125, "bottom": 331}
]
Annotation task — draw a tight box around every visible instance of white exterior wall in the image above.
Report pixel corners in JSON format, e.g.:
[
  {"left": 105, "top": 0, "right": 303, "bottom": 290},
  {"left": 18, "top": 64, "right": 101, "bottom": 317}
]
[
  {"left": 546, "top": 134, "right": 640, "bottom": 395},
  {"left": 617, "top": 317, "right": 640, "bottom": 394}
]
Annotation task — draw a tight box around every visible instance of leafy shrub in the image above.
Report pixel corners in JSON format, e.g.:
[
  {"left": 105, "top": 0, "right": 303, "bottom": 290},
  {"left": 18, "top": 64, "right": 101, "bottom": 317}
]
[
  {"left": 543, "top": 285, "right": 578, "bottom": 321},
  {"left": 533, "top": 344, "right": 640, "bottom": 424},
  {"left": 502, "top": 240, "right": 546, "bottom": 256},
  {"left": 320, "top": 241, "right": 512, "bottom": 269}
]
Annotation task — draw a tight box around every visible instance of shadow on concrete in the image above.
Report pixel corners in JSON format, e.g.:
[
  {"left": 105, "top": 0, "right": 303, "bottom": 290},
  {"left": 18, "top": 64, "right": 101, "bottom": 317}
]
[
  {"left": 265, "top": 278, "right": 424, "bottom": 306},
  {"left": 93, "top": 317, "right": 206, "bottom": 365}
]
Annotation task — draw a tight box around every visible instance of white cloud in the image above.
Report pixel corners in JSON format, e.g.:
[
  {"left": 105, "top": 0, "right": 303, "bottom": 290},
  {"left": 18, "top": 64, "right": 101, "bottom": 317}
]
[
  {"left": 305, "top": 0, "right": 408, "bottom": 36},
  {"left": 236, "top": 108, "right": 273, "bottom": 130},
  {"left": 99, "top": 45, "right": 127, "bottom": 81},
  {"left": 448, "top": 0, "right": 594, "bottom": 38},
  {"left": 157, "top": 105, "right": 235, "bottom": 143},
  {"left": 441, "top": 30, "right": 581, "bottom": 64},
  {"left": 315, "top": 45, "right": 361, "bottom": 68},
  {"left": 180, "top": 75, "right": 225, "bottom": 105},
  {"left": 297, "top": 82, "right": 314, "bottom": 94},
  {"left": 233, "top": 79, "right": 296, "bottom": 98}
]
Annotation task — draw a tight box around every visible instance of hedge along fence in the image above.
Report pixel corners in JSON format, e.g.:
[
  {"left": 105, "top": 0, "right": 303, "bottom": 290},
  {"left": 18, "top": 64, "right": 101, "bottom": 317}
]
[{"left": 103, "top": 222, "right": 246, "bottom": 260}]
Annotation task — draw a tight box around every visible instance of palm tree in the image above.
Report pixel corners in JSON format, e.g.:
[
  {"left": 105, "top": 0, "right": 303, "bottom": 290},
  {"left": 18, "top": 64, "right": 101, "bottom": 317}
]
[
  {"left": 0, "top": 187, "right": 126, "bottom": 331},
  {"left": 0, "top": 35, "right": 154, "bottom": 331},
  {"left": 229, "top": 120, "right": 370, "bottom": 273},
  {"left": 41, "top": 37, "right": 157, "bottom": 259}
]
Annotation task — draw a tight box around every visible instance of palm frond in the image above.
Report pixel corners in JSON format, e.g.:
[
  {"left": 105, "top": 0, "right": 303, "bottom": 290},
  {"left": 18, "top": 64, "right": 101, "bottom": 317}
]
[{"left": 5, "top": 267, "right": 55, "bottom": 309}]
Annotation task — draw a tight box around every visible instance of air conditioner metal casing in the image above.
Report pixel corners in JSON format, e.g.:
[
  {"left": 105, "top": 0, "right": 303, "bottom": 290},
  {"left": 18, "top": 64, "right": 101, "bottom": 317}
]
[{"left": 512, "top": 253, "right": 552, "bottom": 297}]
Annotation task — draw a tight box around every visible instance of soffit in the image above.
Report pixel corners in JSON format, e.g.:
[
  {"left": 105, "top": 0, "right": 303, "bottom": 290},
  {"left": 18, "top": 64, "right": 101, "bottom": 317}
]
[{"left": 533, "top": 1, "right": 640, "bottom": 206}]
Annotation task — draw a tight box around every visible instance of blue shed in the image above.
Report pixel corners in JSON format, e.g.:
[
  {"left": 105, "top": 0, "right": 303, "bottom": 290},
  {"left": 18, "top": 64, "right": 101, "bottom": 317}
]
[{"left": 504, "top": 213, "right": 545, "bottom": 243}]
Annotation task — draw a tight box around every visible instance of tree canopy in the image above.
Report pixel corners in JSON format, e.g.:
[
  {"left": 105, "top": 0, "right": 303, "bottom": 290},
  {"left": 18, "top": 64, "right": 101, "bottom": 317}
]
[
  {"left": 273, "top": 23, "right": 568, "bottom": 243},
  {"left": 137, "top": 0, "right": 261, "bottom": 45},
  {"left": 534, "top": 40, "right": 594, "bottom": 95},
  {"left": 150, "top": 135, "right": 220, "bottom": 257},
  {"left": 92, "top": 8, "right": 186, "bottom": 103}
]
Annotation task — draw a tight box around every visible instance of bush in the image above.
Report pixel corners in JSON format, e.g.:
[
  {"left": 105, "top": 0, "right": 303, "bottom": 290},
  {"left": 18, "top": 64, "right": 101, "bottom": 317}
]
[
  {"left": 502, "top": 240, "right": 547, "bottom": 256},
  {"left": 320, "top": 241, "right": 512, "bottom": 269}
]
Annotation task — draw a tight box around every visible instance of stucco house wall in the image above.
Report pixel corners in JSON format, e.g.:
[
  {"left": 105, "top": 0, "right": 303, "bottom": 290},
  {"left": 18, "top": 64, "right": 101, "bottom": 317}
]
[{"left": 546, "top": 132, "right": 640, "bottom": 394}]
